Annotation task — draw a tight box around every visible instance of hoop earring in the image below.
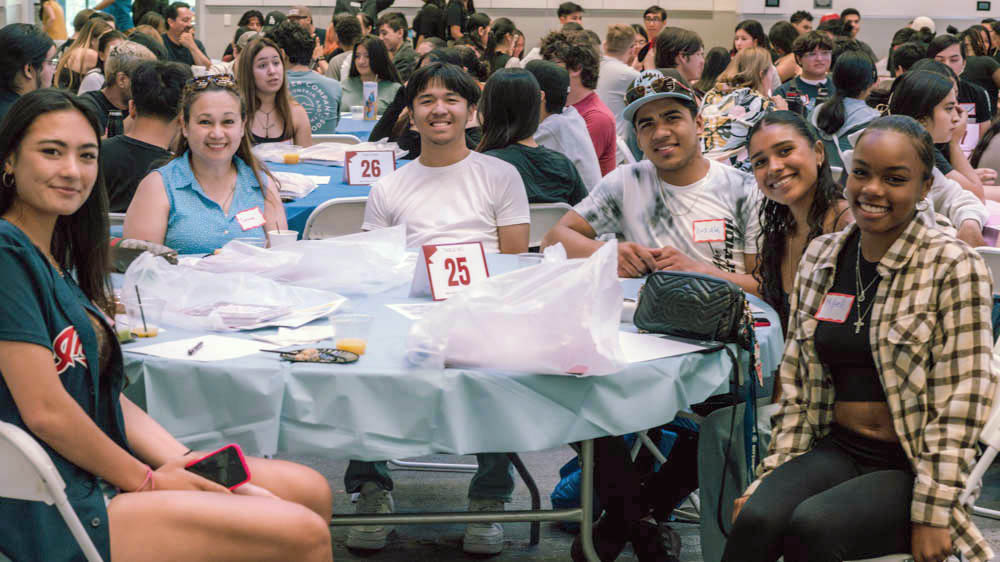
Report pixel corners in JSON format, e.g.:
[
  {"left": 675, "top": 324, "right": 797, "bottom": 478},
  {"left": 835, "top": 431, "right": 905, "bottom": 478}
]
[
  {"left": 916, "top": 200, "right": 929, "bottom": 212},
  {"left": 1, "top": 171, "right": 12, "bottom": 188}
]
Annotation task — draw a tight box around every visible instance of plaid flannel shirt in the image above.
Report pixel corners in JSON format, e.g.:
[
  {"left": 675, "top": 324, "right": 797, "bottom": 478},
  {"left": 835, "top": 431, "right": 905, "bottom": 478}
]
[{"left": 744, "top": 219, "right": 996, "bottom": 562}]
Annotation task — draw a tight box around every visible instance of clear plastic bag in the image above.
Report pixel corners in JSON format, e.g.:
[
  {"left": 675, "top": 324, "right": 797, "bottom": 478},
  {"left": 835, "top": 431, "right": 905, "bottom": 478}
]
[
  {"left": 406, "top": 242, "right": 626, "bottom": 376},
  {"left": 123, "top": 252, "right": 345, "bottom": 331},
  {"left": 192, "top": 226, "right": 413, "bottom": 295}
]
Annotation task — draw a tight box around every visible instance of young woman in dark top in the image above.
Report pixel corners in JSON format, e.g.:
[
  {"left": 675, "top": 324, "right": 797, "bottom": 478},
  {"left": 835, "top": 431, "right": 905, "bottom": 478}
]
[
  {"left": 463, "top": 12, "right": 490, "bottom": 55},
  {"left": 477, "top": 68, "right": 588, "bottom": 206},
  {"left": 961, "top": 26, "right": 1000, "bottom": 106},
  {"left": 0, "top": 89, "right": 333, "bottom": 562},
  {"left": 726, "top": 114, "right": 996, "bottom": 562},
  {"left": 748, "top": 110, "right": 852, "bottom": 332},
  {"left": 445, "top": 0, "right": 474, "bottom": 41},
  {"left": 485, "top": 17, "right": 517, "bottom": 76},
  {"left": 236, "top": 36, "right": 312, "bottom": 146}
]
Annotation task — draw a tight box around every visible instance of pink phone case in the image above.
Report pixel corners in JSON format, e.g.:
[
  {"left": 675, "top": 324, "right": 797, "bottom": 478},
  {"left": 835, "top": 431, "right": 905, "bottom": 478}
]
[{"left": 184, "top": 443, "right": 252, "bottom": 491}]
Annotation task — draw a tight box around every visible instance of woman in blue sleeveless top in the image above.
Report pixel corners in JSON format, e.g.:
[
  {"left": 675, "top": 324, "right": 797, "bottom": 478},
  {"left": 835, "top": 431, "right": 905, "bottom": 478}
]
[
  {"left": 124, "top": 74, "right": 288, "bottom": 254},
  {"left": 0, "top": 90, "right": 331, "bottom": 562}
]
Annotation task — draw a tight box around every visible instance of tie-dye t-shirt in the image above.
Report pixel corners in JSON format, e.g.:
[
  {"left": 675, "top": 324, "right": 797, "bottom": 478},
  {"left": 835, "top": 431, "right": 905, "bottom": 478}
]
[{"left": 574, "top": 159, "right": 761, "bottom": 274}]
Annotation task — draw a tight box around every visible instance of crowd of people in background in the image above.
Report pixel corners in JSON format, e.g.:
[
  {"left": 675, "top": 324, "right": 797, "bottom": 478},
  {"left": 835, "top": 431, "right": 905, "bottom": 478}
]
[{"left": 1, "top": 1, "right": 1000, "bottom": 562}]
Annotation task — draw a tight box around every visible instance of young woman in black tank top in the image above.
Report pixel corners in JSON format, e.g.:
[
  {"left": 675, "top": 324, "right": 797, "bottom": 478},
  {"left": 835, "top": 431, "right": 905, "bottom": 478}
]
[{"left": 237, "top": 35, "right": 313, "bottom": 147}]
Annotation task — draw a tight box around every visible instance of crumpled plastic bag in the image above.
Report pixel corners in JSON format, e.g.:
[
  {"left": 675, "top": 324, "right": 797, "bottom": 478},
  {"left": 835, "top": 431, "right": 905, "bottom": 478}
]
[
  {"left": 123, "top": 252, "right": 346, "bottom": 331},
  {"left": 271, "top": 171, "right": 318, "bottom": 200},
  {"left": 193, "top": 226, "right": 414, "bottom": 295},
  {"left": 406, "top": 242, "right": 626, "bottom": 376}
]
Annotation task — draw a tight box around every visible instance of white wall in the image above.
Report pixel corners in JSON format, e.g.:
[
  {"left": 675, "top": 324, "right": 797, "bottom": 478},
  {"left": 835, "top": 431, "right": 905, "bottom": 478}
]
[{"left": 194, "top": 0, "right": 1000, "bottom": 64}]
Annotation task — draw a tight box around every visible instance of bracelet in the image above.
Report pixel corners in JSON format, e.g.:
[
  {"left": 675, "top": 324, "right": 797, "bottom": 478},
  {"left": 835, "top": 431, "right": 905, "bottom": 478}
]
[{"left": 135, "top": 465, "right": 154, "bottom": 493}]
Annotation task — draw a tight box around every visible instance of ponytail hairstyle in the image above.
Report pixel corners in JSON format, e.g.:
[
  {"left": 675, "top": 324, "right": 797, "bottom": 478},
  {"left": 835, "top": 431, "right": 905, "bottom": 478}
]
[
  {"left": 465, "top": 12, "right": 490, "bottom": 53},
  {"left": 732, "top": 20, "right": 770, "bottom": 55},
  {"left": 485, "top": 17, "right": 517, "bottom": 76},
  {"left": 815, "top": 51, "right": 876, "bottom": 135},
  {"left": 854, "top": 115, "right": 936, "bottom": 197},
  {"left": 748, "top": 110, "right": 841, "bottom": 328},
  {"left": 476, "top": 68, "right": 540, "bottom": 153}
]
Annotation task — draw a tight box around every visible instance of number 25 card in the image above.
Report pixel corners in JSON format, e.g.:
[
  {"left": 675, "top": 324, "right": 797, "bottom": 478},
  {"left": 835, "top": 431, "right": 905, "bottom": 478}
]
[{"left": 409, "top": 242, "right": 490, "bottom": 300}]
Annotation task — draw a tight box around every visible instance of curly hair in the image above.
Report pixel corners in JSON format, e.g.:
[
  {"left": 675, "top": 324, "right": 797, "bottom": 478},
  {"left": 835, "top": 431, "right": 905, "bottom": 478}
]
[
  {"left": 748, "top": 111, "right": 843, "bottom": 328},
  {"left": 539, "top": 30, "right": 600, "bottom": 89},
  {"left": 266, "top": 19, "right": 314, "bottom": 66}
]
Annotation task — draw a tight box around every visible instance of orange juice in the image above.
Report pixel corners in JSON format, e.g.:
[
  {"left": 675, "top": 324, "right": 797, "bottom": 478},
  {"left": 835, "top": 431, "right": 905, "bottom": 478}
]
[
  {"left": 132, "top": 326, "right": 159, "bottom": 338},
  {"left": 336, "top": 338, "right": 366, "bottom": 355},
  {"left": 283, "top": 153, "right": 300, "bottom": 164}
]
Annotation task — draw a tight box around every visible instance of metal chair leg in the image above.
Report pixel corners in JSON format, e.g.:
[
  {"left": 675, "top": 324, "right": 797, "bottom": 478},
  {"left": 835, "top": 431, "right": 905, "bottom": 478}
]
[
  {"left": 508, "top": 453, "right": 541, "bottom": 545},
  {"left": 387, "top": 458, "right": 477, "bottom": 472}
]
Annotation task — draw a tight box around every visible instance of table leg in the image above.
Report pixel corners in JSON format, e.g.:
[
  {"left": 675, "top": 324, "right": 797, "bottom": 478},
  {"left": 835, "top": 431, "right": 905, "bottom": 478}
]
[{"left": 579, "top": 439, "right": 599, "bottom": 562}]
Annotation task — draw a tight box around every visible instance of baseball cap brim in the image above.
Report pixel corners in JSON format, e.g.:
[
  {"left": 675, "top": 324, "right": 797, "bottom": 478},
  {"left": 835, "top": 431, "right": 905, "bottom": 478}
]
[{"left": 622, "top": 91, "right": 698, "bottom": 124}]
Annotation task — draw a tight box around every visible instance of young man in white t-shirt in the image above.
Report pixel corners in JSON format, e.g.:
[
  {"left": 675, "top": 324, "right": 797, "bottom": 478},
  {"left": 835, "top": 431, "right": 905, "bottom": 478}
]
[
  {"left": 355, "top": 62, "right": 529, "bottom": 556},
  {"left": 544, "top": 69, "right": 761, "bottom": 295},
  {"left": 545, "top": 71, "right": 762, "bottom": 562}
]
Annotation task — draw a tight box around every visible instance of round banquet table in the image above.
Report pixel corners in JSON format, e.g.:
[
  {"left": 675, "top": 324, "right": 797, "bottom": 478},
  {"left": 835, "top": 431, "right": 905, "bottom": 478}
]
[{"left": 334, "top": 113, "right": 378, "bottom": 140}]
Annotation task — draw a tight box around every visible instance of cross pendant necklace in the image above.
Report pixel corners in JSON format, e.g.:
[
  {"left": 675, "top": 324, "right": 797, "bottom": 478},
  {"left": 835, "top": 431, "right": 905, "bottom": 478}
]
[
  {"left": 853, "top": 240, "right": 879, "bottom": 334},
  {"left": 853, "top": 316, "right": 866, "bottom": 334}
]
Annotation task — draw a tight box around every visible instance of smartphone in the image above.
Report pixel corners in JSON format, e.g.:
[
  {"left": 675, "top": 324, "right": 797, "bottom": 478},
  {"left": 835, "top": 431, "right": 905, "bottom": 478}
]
[{"left": 184, "top": 444, "right": 251, "bottom": 490}]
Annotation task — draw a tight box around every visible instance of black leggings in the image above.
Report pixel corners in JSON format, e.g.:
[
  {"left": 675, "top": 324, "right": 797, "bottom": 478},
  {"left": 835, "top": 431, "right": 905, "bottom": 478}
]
[{"left": 721, "top": 424, "right": 914, "bottom": 562}]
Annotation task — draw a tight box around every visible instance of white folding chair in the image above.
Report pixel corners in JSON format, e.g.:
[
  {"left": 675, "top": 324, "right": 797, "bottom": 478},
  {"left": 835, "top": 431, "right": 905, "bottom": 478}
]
[
  {"left": 312, "top": 133, "right": 362, "bottom": 145},
  {"left": 108, "top": 213, "right": 126, "bottom": 229},
  {"left": 975, "top": 246, "right": 1000, "bottom": 294},
  {"left": 528, "top": 202, "right": 573, "bottom": 248},
  {"left": 616, "top": 137, "right": 636, "bottom": 166},
  {"left": 301, "top": 196, "right": 368, "bottom": 240},
  {"left": 0, "top": 421, "right": 103, "bottom": 562}
]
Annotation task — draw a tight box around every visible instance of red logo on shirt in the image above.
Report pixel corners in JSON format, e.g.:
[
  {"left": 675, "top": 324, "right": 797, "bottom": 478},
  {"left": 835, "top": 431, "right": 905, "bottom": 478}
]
[{"left": 52, "top": 326, "right": 88, "bottom": 375}]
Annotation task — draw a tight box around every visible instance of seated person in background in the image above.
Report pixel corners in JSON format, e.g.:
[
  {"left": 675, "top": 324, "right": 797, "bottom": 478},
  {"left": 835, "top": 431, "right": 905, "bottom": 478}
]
[
  {"left": 55, "top": 18, "right": 112, "bottom": 90},
  {"left": 221, "top": 10, "right": 263, "bottom": 61},
  {"left": 477, "top": 68, "right": 589, "bottom": 205},
  {"left": 209, "top": 29, "right": 261, "bottom": 76},
  {"left": 866, "top": 40, "right": 925, "bottom": 109},
  {"left": 959, "top": 26, "right": 1000, "bottom": 110},
  {"left": 0, "top": 23, "right": 56, "bottom": 121},
  {"left": 101, "top": 60, "right": 191, "bottom": 213},
  {"left": 325, "top": 14, "right": 363, "bottom": 81},
  {"left": 527, "top": 60, "right": 603, "bottom": 191},
  {"left": 79, "top": 41, "right": 156, "bottom": 133},
  {"left": 127, "top": 24, "right": 169, "bottom": 60},
  {"left": 377, "top": 12, "right": 417, "bottom": 82},
  {"left": 633, "top": 5, "right": 667, "bottom": 70},
  {"left": 596, "top": 23, "right": 640, "bottom": 134},
  {"left": 0, "top": 89, "right": 333, "bottom": 562},
  {"left": 700, "top": 47, "right": 784, "bottom": 169},
  {"left": 809, "top": 51, "right": 879, "bottom": 169},
  {"left": 773, "top": 31, "right": 835, "bottom": 116},
  {"left": 693, "top": 46, "right": 731, "bottom": 96},
  {"left": 769, "top": 21, "right": 801, "bottom": 83},
  {"left": 725, "top": 115, "right": 996, "bottom": 562},
  {"left": 654, "top": 27, "right": 705, "bottom": 90},
  {"left": 416, "top": 36, "right": 445, "bottom": 56},
  {"left": 929, "top": 34, "right": 995, "bottom": 152},
  {"left": 544, "top": 69, "right": 761, "bottom": 289},
  {"left": 124, "top": 74, "right": 287, "bottom": 253},
  {"left": 340, "top": 36, "right": 403, "bottom": 116},
  {"left": 893, "top": 65, "right": 987, "bottom": 203},
  {"left": 77, "top": 29, "right": 126, "bottom": 95},
  {"left": 541, "top": 30, "right": 618, "bottom": 176},
  {"left": 971, "top": 119, "right": 1000, "bottom": 181},
  {"left": 236, "top": 36, "right": 313, "bottom": 146},
  {"left": 269, "top": 21, "right": 342, "bottom": 135},
  {"left": 359, "top": 63, "right": 529, "bottom": 555},
  {"left": 160, "top": 2, "right": 210, "bottom": 67}
]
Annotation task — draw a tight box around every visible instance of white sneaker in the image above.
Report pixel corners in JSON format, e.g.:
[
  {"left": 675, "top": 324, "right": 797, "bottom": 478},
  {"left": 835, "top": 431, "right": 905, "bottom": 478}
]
[
  {"left": 462, "top": 498, "right": 505, "bottom": 554},
  {"left": 346, "top": 482, "right": 394, "bottom": 550}
]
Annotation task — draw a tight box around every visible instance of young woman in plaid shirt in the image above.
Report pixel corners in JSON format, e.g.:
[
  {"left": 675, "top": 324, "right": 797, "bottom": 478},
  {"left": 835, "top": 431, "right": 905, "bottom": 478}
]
[{"left": 724, "top": 116, "right": 996, "bottom": 562}]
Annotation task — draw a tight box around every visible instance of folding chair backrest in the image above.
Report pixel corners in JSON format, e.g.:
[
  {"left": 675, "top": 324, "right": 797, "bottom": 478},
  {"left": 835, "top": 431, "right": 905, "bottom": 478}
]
[
  {"left": 528, "top": 202, "right": 573, "bottom": 248},
  {"left": 0, "top": 422, "right": 104, "bottom": 561},
  {"left": 975, "top": 246, "right": 1000, "bottom": 295},
  {"left": 301, "top": 197, "right": 368, "bottom": 240},
  {"left": 981, "top": 345, "right": 1000, "bottom": 450},
  {"left": 312, "top": 134, "right": 362, "bottom": 145}
]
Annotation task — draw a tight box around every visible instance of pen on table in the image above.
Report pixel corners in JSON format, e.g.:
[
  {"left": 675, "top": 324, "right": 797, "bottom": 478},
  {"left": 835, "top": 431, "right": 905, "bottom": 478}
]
[{"left": 187, "top": 341, "right": 204, "bottom": 356}]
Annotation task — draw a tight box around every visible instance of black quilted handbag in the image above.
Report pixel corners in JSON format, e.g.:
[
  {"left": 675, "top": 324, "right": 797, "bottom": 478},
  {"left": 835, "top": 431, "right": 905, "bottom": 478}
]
[{"left": 633, "top": 271, "right": 753, "bottom": 351}]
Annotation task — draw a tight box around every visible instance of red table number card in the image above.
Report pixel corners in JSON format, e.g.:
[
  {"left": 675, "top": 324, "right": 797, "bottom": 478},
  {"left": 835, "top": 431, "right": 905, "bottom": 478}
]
[
  {"left": 344, "top": 150, "right": 396, "bottom": 185},
  {"left": 409, "top": 242, "right": 490, "bottom": 300}
]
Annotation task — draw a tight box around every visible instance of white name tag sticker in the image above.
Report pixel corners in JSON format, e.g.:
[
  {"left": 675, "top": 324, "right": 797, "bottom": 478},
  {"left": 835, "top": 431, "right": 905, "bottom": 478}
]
[
  {"left": 410, "top": 242, "right": 490, "bottom": 301},
  {"left": 344, "top": 150, "right": 396, "bottom": 185},
  {"left": 815, "top": 293, "right": 854, "bottom": 323},
  {"left": 235, "top": 206, "right": 266, "bottom": 231},
  {"left": 692, "top": 219, "right": 726, "bottom": 243}
]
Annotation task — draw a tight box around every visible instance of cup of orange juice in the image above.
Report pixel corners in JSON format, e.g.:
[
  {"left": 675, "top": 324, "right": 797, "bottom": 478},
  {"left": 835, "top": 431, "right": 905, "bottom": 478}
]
[
  {"left": 121, "top": 295, "right": 166, "bottom": 338},
  {"left": 329, "top": 313, "right": 373, "bottom": 355}
]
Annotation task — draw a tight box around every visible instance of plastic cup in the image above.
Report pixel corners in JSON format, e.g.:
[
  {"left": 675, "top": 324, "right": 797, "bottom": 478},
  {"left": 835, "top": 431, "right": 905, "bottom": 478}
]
[
  {"left": 121, "top": 296, "right": 165, "bottom": 338},
  {"left": 329, "top": 313, "right": 373, "bottom": 355},
  {"left": 350, "top": 105, "right": 364, "bottom": 120},
  {"left": 517, "top": 252, "right": 544, "bottom": 268},
  {"left": 268, "top": 230, "right": 299, "bottom": 248},
  {"left": 283, "top": 153, "right": 300, "bottom": 164}
]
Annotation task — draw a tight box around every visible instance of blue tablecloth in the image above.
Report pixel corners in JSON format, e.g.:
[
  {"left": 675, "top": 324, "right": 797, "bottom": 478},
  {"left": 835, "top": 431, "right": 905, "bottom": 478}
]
[
  {"left": 121, "top": 255, "right": 784, "bottom": 459},
  {"left": 335, "top": 114, "right": 377, "bottom": 140},
  {"left": 270, "top": 160, "right": 411, "bottom": 234}
]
